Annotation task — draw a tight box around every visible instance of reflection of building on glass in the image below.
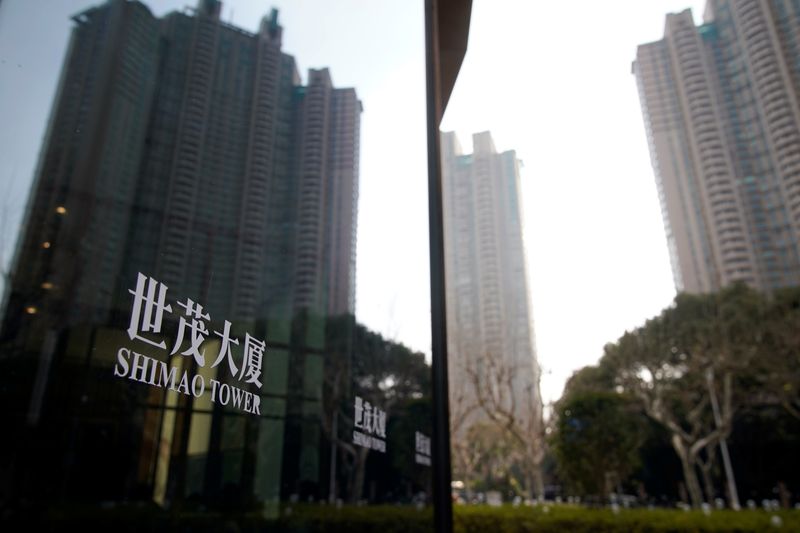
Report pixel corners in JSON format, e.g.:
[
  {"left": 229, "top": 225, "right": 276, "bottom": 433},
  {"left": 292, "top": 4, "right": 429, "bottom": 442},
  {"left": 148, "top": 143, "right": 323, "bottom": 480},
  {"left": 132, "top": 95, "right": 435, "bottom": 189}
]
[
  {"left": 0, "top": 0, "right": 371, "bottom": 513},
  {"left": 3, "top": 0, "right": 360, "bottom": 330},
  {"left": 634, "top": 2, "right": 800, "bottom": 294},
  {"left": 440, "top": 131, "right": 543, "bottom": 445}
]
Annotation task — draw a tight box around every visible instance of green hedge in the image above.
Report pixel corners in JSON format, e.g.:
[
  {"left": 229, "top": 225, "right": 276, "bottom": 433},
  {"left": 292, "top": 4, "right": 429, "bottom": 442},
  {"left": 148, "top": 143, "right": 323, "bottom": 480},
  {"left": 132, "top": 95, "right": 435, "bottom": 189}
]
[
  {"left": 5, "top": 502, "right": 798, "bottom": 532},
  {"left": 454, "top": 505, "right": 799, "bottom": 533}
]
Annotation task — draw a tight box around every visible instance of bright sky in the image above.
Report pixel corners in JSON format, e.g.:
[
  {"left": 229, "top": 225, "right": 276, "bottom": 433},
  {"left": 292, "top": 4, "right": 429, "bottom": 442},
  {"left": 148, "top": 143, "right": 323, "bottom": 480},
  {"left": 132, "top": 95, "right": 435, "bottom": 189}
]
[
  {"left": 441, "top": 0, "right": 705, "bottom": 406},
  {"left": 0, "top": 0, "right": 707, "bottom": 409}
]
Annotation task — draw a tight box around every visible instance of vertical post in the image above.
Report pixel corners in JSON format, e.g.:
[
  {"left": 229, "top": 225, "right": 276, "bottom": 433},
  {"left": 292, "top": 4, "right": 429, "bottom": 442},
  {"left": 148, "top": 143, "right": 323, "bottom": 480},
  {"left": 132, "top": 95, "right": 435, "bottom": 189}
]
[
  {"left": 329, "top": 409, "right": 338, "bottom": 503},
  {"left": 425, "top": 0, "right": 453, "bottom": 531},
  {"left": 705, "top": 368, "right": 740, "bottom": 510}
]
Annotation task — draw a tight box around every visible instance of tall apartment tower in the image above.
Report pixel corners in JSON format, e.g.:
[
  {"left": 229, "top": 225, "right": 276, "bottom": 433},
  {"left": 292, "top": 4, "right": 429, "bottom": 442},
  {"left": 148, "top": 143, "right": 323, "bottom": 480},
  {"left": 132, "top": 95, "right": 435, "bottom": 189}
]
[
  {"left": 441, "top": 131, "right": 541, "bottom": 434},
  {"left": 634, "top": 1, "right": 800, "bottom": 293},
  {"left": 0, "top": 0, "right": 361, "bottom": 508},
  {"left": 2, "top": 0, "right": 360, "bottom": 344},
  {"left": 293, "top": 69, "right": 361, "bottom": 317}
]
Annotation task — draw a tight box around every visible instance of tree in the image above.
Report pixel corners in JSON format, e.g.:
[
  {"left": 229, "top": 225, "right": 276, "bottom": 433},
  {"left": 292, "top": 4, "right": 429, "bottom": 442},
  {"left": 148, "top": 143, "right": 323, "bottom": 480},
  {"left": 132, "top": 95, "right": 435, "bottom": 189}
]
[
  {"left": 465, "top": 350, "right": 545, "bottom": 500},
  {"left": 553, "top": 284, "right": 800, "bottom": 507},
  {"left": 321, "top": 315, "right": 430, "bottom": 503},
  {"left": 449, "top": 375, "right": 480, "bottom": 499},
  {"left": 551, "top": 391, "right": 645, "bottom": 501},
  {"left": 560, "top": 364, "right": 616, "bottom": 397},
  {"left": 460, "top": 422, "right": 522, "bottom": 496},
  {"left": 605, "top": 284, "right": 765, "bottom": 508},
  {"left": 759, "top": 286, "right": 800, "bottom": 420}
]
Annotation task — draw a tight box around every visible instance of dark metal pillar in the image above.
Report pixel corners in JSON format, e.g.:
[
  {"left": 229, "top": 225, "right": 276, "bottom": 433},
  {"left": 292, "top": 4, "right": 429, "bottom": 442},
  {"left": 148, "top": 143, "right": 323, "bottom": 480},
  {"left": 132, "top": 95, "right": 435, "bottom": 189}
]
[
  {"left": 426, "top": 0, "right": 449, "bottom": 529},
  {"left": 425, "top": 1, "right": 471, "bottom": 529}
]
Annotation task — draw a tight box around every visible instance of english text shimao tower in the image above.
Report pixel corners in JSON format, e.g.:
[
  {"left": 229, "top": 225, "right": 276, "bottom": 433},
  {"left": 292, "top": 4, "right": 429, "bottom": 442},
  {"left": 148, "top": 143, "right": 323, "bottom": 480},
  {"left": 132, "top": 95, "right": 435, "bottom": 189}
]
[{"left": 634, "top": 0, "right": 800, "bottom": 293}]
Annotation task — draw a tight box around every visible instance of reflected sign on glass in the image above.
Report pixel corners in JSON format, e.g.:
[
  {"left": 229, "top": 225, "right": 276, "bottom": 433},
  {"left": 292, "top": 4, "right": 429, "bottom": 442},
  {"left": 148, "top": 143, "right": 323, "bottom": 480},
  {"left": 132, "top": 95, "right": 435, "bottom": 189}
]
[
  {"left": 113, "top": 271, "right": 264, "bottom": 415},
  {"left": 0, "top": 0, "right": 433, "bottom": 524}
]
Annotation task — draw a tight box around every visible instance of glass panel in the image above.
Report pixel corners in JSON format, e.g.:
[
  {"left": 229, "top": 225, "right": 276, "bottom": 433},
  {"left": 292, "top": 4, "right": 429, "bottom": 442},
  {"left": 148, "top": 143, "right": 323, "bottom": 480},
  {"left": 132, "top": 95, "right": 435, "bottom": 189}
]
[
  {"left": 439, "top": 0, "right": 800, "bottom": 524},
  {"left": 0, "top": 0, "right": 433, "bottom": 529}
]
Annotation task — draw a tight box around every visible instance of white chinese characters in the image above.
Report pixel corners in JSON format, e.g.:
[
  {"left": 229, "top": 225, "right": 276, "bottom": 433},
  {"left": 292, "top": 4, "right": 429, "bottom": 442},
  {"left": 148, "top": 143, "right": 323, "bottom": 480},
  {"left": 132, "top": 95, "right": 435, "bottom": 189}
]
[
  {"left": 171, "top": 297, "right": 210, "bottom": 366},
  {"left": 211, "top": 320, "right": 239, "bottom": 376},
  {"left": 116, "top": 271, "right": 266, "bottom": 416},
  {"left": 354, "top": 396, "right": 386, "bottom": 438},
  {"left": 125, "top": 271, "right": 264, "bottom": 385},
  {"left": 240, "top": 334, "right": 265, "bottom": 388},
  {"left": 127, "top": 273, "right": 172, "bottom": 349},
  {"left": 352, "top": 396, "right": 387, "bottom": 452}
]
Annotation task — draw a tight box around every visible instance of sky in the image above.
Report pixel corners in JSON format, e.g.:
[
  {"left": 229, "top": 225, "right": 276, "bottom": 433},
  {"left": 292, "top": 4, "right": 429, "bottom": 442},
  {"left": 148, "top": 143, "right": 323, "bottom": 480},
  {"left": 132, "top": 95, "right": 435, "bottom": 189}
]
[
  {"left": 0, "top": 0, "right": 707, "bottom": 409},
  {"left": 441, "top": 0, "right": 706, "bottom": 406}
]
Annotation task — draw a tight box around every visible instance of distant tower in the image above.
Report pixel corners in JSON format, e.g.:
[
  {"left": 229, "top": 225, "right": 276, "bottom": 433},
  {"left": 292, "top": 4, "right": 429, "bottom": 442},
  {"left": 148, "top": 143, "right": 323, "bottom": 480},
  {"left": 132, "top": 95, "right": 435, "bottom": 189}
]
[
  {"left": 633, "top": 1, "right": 800, "bottom": 293},
  {"left": 441, "top": 131, "right": 542, "bottom": 436}
]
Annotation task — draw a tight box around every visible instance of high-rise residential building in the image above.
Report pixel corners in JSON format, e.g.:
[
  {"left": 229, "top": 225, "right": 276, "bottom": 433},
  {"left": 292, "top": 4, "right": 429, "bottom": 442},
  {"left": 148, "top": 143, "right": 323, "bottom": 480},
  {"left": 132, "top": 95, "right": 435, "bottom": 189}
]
[
  {"left": 0, "top": 0, "right": 362, "bottom": 508},
  {"left": 633, "top": 0, "right": 800, "bottom": 294},
  {"left": 441, "top": 131, "right": 541, "bottom": 435},
  {"left": 2, "top": 0, "right": 360, "bottom": 342}
]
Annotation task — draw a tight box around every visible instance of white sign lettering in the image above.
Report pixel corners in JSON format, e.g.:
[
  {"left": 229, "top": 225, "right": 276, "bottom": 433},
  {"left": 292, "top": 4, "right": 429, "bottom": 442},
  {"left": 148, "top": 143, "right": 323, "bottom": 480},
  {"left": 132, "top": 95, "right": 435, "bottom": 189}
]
[
  {"left": 113, "top": 272, "right": 266, "bottom": 415},
  {"left": 127, "top": 273, "right": 171, "bottom": 349},
  {"left": 352, "top": 395, "right": 387, "bottom": 452},
  {"left": 415, "top": 431, "right": 431, "bottom": 466}
]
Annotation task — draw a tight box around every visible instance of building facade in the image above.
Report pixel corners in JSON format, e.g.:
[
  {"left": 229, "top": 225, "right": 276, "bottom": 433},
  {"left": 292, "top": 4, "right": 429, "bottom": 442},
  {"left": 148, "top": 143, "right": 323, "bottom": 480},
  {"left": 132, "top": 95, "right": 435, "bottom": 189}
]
[
  {"left": 440, "top": 131, "right": 541, "bottom": 440},
  {"left": 2, "top": 0, "right": 359, "bottom": 335},
  {"left": 0, "top": 0, "right": 397, "bottom": 516},
  {"left": 634, "top": 0, "right": 800, "bottom": 293}
]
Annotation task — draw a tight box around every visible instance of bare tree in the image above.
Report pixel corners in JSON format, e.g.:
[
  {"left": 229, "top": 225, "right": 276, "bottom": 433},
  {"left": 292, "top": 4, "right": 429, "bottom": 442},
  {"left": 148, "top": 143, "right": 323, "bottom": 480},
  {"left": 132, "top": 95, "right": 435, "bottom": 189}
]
[
  {"left": 464, "top": 350, "right": 545, "bottom": 499},
  {"left": 448, "top": 360, "right": 480, "bottom": 498}
]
